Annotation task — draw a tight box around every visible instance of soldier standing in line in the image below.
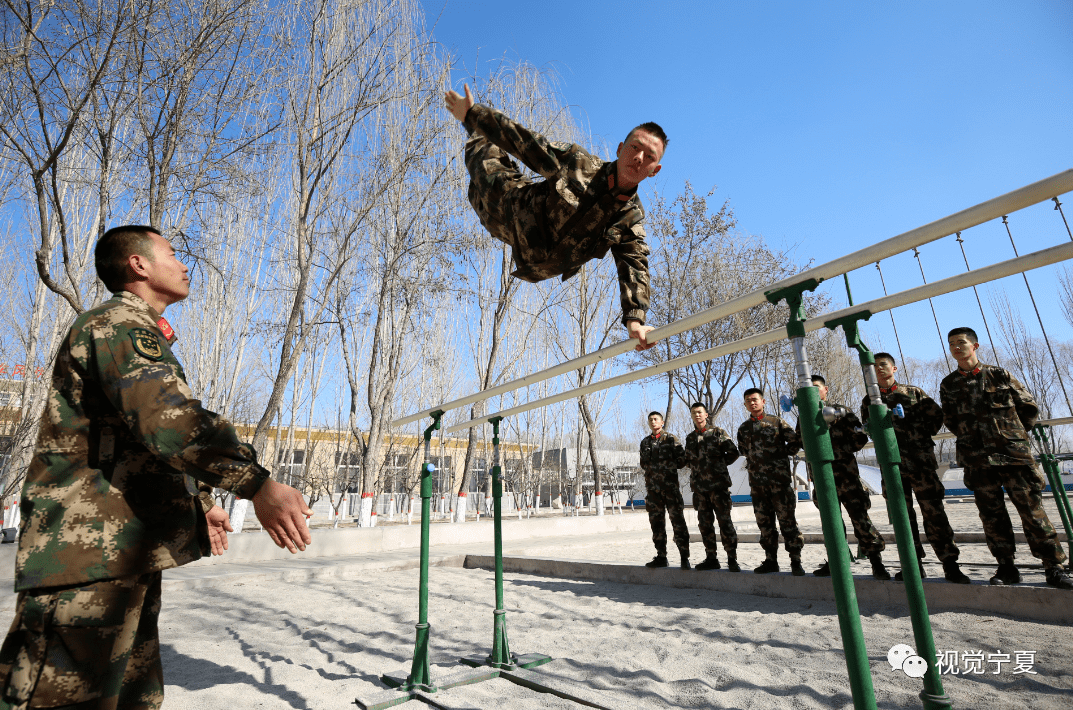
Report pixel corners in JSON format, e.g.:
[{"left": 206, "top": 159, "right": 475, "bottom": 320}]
[
  {"left": 940, "top": 328, "right": 1072, "bottom": 589},
  {"left": 799, "top": 376, "right": 890, "bottom": 580},
  {"left": 0, "top": 226, "right": 314, "bottom": 709},
  {"left": 445, "top": 84, "right": 662, "bottom": 351},
  {"left": 736, "top": 388, "right": 806, "bottom": 576},
  {"left": 861, "top": 352, "right": 970, "bottom": 584},
  {"left": 638, "top": 412, "right": 690, "bottom": 569},
  {"left": 684, "top": 403, "right": 741, "bottom": 572}
]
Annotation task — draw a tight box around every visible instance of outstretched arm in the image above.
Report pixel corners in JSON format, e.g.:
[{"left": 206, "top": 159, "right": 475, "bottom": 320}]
[{"left": 252, "top": 478, "right": 314, "bottom": 553}]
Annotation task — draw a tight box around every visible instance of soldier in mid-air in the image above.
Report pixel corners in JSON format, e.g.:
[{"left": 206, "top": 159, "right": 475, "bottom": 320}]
[
  {"left": 638, "top": 412, "right": 690, "bottom": 569},
  {"left": 684, "top": 403, "right": 741, "bottom": 572},
  {"left": 940, "top": 328, "right": 1072, "bottom": 589},
  {"left": 737, "top": 388, "right": 806, "bottom": 576},
  {"left": 445, "top": 84, "right": 663, "bottom": 351},
  {"left": 861, "top": 352, "right": 970, "bottom": 584},
  {"left": 0, "top": 225, "right": 313, "bottom": 709},
  {"left": 799, "top": 375, "right": 889, "bottom": 580}
]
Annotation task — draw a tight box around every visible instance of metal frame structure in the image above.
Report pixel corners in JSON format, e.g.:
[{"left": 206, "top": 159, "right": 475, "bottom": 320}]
[{"left": 373, "top": 172, "right": 1073, "bottom": 709}]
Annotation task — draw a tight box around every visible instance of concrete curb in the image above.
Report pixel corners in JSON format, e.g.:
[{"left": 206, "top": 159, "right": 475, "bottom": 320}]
[{"left": 464, "top": 555, "right": 1073, "bottom": 624}]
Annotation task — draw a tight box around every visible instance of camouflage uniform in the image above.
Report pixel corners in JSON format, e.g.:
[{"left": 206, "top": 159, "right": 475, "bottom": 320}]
[
  {"left": 0, "top": 291, "right": 270, "bottom": 709},
  {"left": 684, "top": 426, "right": 740, "bottom": 559},
  {"left": 798, "top": 404, "right": 884, "bottom": 555},
  {"left": 736, "top": 414, "right": 805, "bottom": 560},
  {"left": 463, "top": 103, "right": 651, "bottom": 325},
  {"left": 860, "top": 383, "right": 960, "bottom": 563},
  {"left": 638, "top": 432, "right": 689, "bottom": 558},
  {"left": 939, "top": 363, "right": 1066, "bottom": 568}
]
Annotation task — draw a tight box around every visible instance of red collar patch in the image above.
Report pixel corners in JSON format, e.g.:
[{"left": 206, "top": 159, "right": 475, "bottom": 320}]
[
  {"left": 880, "top": 383, "right": 898, "bottom": 394},
  {"left": 959, "top": 366, "right": 981, "bottom": 376},
  {"left": 156, "top": 317, "right": 176, "bottom": 343}
]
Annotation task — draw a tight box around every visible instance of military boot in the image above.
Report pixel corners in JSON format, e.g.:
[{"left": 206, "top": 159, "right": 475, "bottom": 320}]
[
  {"left": 942, "top": 559, "right": 971, "bottom": 584},
  {"left": 790, "top": 559, "right": 806, "bottom": 577},
  {"left": 753, "top": 558, "right": 779, "bottom": 574},
  {"left": 695, "top": 555, "right": 721, "bottom": 571},
  {"left": 894, "top": 560, "right": 927, "bottom": 582},
  {"left": 1045, "top": 566, "right": 1073, "bottom": 590},
  {"left": 726, "top": 555, "right": 741, "bottom": 573},
  {"left": 679, "top": 548, "right": 691, "bottom": 570},
  {"left": 989, "top": 562, "right": 1020, "bottom": 586},
  {"left": 645, "top": 554, "right": 669, "bottom": 568},
  {"left": 813, "top": 560, "right": 831, "bottom": 577},
  {"left": 869, "top": 554, "right": 891, "bottom": 581}
]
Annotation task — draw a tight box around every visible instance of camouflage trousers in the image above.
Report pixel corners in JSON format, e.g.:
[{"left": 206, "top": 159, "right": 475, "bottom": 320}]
[
  {"left": 645, "top": 487, "right": 690, "bottom": 557},
  {"left": 882, "top": 461, "right": 959, "bottom": 562},
  {"left": 749, "top": 476, "right": 804, "bottom": 559},
  {"left": 966, "top": 464, "right": 1067, "bottom": 567},
  {"left": 811, "top": 464, "right": 885, "bottom": 556},
  {"left": 693, "top": 488, "right": 737, "bottom": 558},
  {"left": 0, "top": 572, "right": 163, "bottom": 710},
  {"left": 464, "top": 135, "right": 532, "bottom": 251}
]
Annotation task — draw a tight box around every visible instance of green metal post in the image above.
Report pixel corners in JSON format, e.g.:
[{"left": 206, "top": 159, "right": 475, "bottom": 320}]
[
  {"left": 766, "top": 281, "right": 877, "bottom": 710},
  {"left": 826, "top": 313, "right": 951, "bottom": 710},
  {"left": 1033, "top": 425, "right": 1073, "bottom": 564},
  {"left": 487, "top": 416, "right": 515, "bottom": 668},
  {"left": 398, "top": 409, "right": 444, "bottom": 693}
]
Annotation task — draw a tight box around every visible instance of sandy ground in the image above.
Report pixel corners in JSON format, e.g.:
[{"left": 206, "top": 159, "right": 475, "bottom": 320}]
[{"left": 5, "top": 495, "right": 1073, "bottom": 709}]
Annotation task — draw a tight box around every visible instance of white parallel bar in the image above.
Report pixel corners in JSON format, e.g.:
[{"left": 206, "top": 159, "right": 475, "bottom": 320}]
[
  {"left": 396, "top": 169, "right": 1073, "bottom": 428},
  {"left": 443, "top": 239, "right": 1073, "bottom": 434}
]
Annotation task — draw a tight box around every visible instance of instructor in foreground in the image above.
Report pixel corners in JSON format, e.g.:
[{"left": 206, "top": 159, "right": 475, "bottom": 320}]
[{"left": 0, "top": 225, "right": 313, "bottom": 709}]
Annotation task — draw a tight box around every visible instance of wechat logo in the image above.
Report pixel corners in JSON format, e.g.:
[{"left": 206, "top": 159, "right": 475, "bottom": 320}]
[{"left": 888, "top": 644, "right": 927, "bottom": 678}]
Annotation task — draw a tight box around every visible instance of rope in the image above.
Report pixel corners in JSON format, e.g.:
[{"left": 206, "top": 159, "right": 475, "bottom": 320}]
[
  {"left": 1001, "top": 215, "right": 1073, "bottom": 415},
  {"left": 913, "top": 247, "right": 954, "bottom": 370},
  {"left": 1055, "top": 197, "right": 1073, "bottom": 242},
  {"left": 875, "top": 262, "right": 911, "bottom": 379},
  {"left": 954, "top": 231, "right": 1002, "bottom": 368}
]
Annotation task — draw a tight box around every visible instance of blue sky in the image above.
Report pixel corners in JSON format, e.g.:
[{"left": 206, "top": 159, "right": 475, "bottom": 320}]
[{"left": 423, "top": 0, "right": 1073, "bottom": 424}]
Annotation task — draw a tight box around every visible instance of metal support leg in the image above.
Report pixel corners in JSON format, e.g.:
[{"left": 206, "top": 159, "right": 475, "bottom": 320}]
[
  {"left": 1033, "top": 425, "right": 1073, "bottom": 565},
  {"left": 826, "top": 313, "right": 951, "bottom": 710},
  {"left": 767, "top": 283, "right": 877, "bottom": 710}
]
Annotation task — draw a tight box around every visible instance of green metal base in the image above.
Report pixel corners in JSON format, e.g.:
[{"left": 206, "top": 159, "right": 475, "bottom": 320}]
[
  {"left": 451, "top": 658, "right": 610, "bottom": 709},
  {"left": 459, "top": 652, "right": 553, "bottom": 670},
  {"left": 359, "top": 665, "right": 497, "bottom": 710}
]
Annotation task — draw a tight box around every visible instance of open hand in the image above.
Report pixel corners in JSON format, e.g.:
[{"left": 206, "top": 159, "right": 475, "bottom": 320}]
[
  {"left": 445, "top": 83, "right": 474, "bottom": 122},
  {"left": 205, "top": 505, "right": 233, "bottom": 556},
  {"left": 252, "top": 478, "right": 313, "bottom": 553}
]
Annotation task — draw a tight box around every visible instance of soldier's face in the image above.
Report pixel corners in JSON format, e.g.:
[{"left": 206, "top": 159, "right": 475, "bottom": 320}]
[
  {"left": 616, "top": 130, "right": 664, "bottom": 189},
  {"left": 874, "top": 359, "right": 897, "bottom": 385},
  {"left": 744, "top": 394, "right": 765, "bottom": 416},
  {"left": 814, "top": 383, "right": 828, "bottom": 401},
  {"left": 948, "top": 334, "right": 978, "bottom": 365},
  {"left": 648, "top": 414, "right": 663, "bottom": 433},
  {"left": 690, "top": 407, "right": 707, "bottom": 428},
  {"left": 145, "top": 232, "right": 191, "bottom": 305}
]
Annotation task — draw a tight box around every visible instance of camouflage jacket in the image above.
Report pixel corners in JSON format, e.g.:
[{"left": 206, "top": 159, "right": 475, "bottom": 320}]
[
  {"left": 796, "top": 402, "right": 867, "bottom": 464},
  {"left": 736, "top": 414, "right": 801, "bottom": 481},
  {"left": 684, "top": 426, "right": 739, "bottom": 493},
  {"left": 939, "top": 363, "right": 1039, "bottom": 469},
  {"left": 16, "top": 291, "right": 269, "bottom": 591},
  {"left": 464, "top": 103, "right": 651, "bottom": 325},
  {"left": 860, "top": 382, "right": 943, "bottom": 469},
  {"left": 639, "top": 431, "right": 685, "bottom": 494}
]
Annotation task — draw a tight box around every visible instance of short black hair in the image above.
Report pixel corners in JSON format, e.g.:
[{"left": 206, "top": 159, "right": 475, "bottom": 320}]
[
  {"left": 874, "top": 352, "right": 896, "bottom": 366},
  {"left": 626, "top": 122, "right": 668, "bottom": 152},
  {"left": 811, "top": 375, "right": 826, "bottom": 386},
  {"left": 689, "top": 402, "right": 707, "bottom": 412},
  {"left": 743, "top": 388, "right": 764, "bottom": 399},
  {"left": 948, "top": 327, "right": 979, "bottom": 343},
  {"left": 95, "top": 225, "right": 160, "bottom": 292},
  {"left": 647, "top": 411, "right": 663, "bottom": 420}
]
